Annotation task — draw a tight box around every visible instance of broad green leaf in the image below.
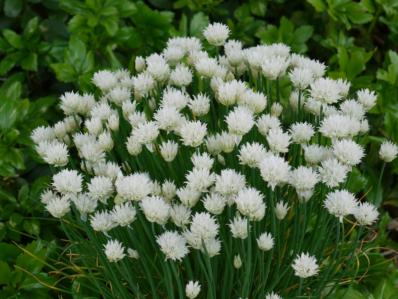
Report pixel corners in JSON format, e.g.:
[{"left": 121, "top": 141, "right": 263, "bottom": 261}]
[
  {"left": 190, "top": 12, "right": 209, "bottom": 38},
  {"left": 307, "top": 0, "right": 326, "bottom": 11},
  {"left": 50, "top": 63, "right": 76, "bottom": 82},
  {"left": 2, "top": 29, "right": 22, "bottom": 49},
  {"left": 4, "top": 0, "right": 23, "bottom": 17},
  {"left": 21, "top": 53, "right": 38, "bottom": 71},
  {"left": 0, "top": 261, "right": 12, "bottom": 285},
  {"left": 0, "top": 55, "right": 17, "bottom": 75}
]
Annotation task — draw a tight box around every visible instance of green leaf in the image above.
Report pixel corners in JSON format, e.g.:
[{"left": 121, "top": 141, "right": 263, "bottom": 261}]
[
  {"left": 102, "top": 17, "right": 119, "bottom": 36},
  {"left": 190, "top": 12, "right": 209, "bottom": 38},
  {"left": 2, "top": 29, "right": 22, "bottom": 49},
  {"left": 0, "top": 261, "right": 12, "bottom": 285},
  {"left": 0, "top": 55, "right": 17, "bottom": 75},
  {"left": 21, "top": 53, "right": 38, "bottom": 71},
  {"left": 50, "top": 63, "right": 76, "bottom": 82},
  {"left": 307, "top": 0, "right": 326, "bottom": 12},
  {"left": 4, "top": 0, "right": 23, "bottom": 17}
]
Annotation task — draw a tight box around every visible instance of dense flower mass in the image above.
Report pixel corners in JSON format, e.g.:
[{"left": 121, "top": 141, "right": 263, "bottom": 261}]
[{"left": 33, "top": 22, "right": 387, "bottom": 298}]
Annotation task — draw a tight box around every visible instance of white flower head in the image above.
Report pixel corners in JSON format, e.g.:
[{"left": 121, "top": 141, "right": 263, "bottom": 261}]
[
  {"left": 238, "top": 142, "right": 268, "bottom": 168},
  {"left": 203, "top": 192, "right": 227, "bottom": 215},
  {"left": 156, "top": 231, "right": 189, "bottom": 261},
  {"left": 332, "top": 139, "right": 364, "bottom": 166},
  {"left": 140, "top": 196, "right": 170, "bottom": 225},
  {"left": 267, "top": 128, "right": 291, "bottom": 153},
  {"left": 290, "top": 122, "right": 314, "bottom": 144},
  {"left": 104, "top": 239, "right": 125, "bottom": 262},
  {"left": 265, "top": 292, "right": 283, "bottom": 299},
  {"left": 179, "top": 121, "right": 207, "bottom": 147},
  {"left": 226, "top": 106, "right": 254, "bottom": 136},
  {"left": 186, "top": 281, "right": 201, "bottom": 299},
  {"left": 257, "top": 232, "right": 274, "bottom": 251},
  {"left": 379, "top": 141, "right": 398, "bottom": 163},
  {"left": 229, "top": 215, "right": 249, "bottom": 239},
  {"left": 159, "top": 140, "right": 179, "bottom": 162},
  {"left": 203, "top": 22, "right": 230, "bottom": 46},
  {"left": 275, "top": 201, "right": 289, "bottom": 220},
  {"left": 259, "top": 155, "right": 290, "bottom": 190},
  {"left": 170, "top": 204, "right": 191, "bottom": 227},
  {"left": 234, "top": 254, "right": 242, "bottom": 269},
  {"left": 357, "top": 88, "right": 377, "bottom": 110},
  {"left": 52, "top": 169, "right": 82, "bottom": 195},
  {"left": 111, "top": 202, "right": 137, "bottom": 227},
  {"left": 88, "top": 176, "right": 114, "bottom": 203},
  {"left": 292, "top": 252, "right": 319, "bottom": 278},
  {"left": 318, "top": 158, "right": 349, "bottom": 188},
  {"left": 115, "top": 173, "right": 153, "bottom": 202},
  {"left": 354, "top": 202, "right": 379, "bottom": 226},
  {"left": 215, "top": 169, "right": 246, "bottom": 196},
  {"left": 234, "top": 187, "right": 266, "bottom": 221},
  {"left": 324, "top": 189, "right": 358, "bottom": 221},
  {"left": 46, "top": 196, "right": 70, "bottom": 218}
]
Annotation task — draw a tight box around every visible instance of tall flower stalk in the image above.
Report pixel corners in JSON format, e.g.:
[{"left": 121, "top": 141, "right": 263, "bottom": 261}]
[{"left": 32, "top": 22, "right": 396, "bottom": 298}]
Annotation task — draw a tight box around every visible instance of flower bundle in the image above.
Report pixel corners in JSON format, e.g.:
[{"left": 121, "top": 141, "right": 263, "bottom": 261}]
[{"left": 32, "top": 23, "right": 397, "bottom": 299}]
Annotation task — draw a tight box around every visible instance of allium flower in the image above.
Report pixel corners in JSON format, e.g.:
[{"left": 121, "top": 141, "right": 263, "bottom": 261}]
[
  {"left": 259, "top": 155, "right": 290, "bottom": 190},
  {"left": 238, "top": 142, "right": 268, "bottom": 167},
  {"left": 104, "top": 240, "right": 125, "bottom": 262},
  {"left": 357, "top": 88, "right": 377, "bottom": 110},
  {"left": 162, "top": 180, "right": 177, "bottom": 201},
  {"left": 319, "top": 114, "right": 361, "bottom": 139},
  {"left": 186, "top": 167, "right": 215, "bottom": 192},
  {"left": 257, "top": 232, "right": 274, "bottom": 251},
  {"left": 310, "top": 78, "right": 343, "bottom": 104},
  {"left": 240, "top": 89, "right": 267, "bottom": 114},
  {"left": 179, "top": 121, "right": 207, "bottom": 147},
  {"left": 40, "top": 141, "right": 69, "bottom": 166},
  {"left": 304, "top": 144, "right": 330, "bottom": 165},
  {"left": 132, "top": 121, "right": 159, "bottom": 145},
  {"left": 229, "top": 215, "right": 249, "bottom": 239},
  {"left": 170, "top": 204, "right": 191, "bottom": 227},
  {"left": 257, "top": 114, "right": 281, "bottom": 136},
  {"left": 185, "top": 281, "right": 201, "bottom": 299},
  {"left": 292, "top": 252, "right": 319, "bottom": 278},
  {"left": 324, "top": 190, "right": 358, "bottom": 221},
  {"left": 71, "top": 194, "right": 97, "bottom": 219},
  {"left": 379, "top": 141, "right": 398, "bottom": 163},
  {"left": 265, "top": 292, "right": 283, "bottom": 299},
  {"left": 154, "top": 106, "right": 184, "bottom": 132},
  {"left": 289, "top": 67, "right": 314, "bottom": 89},
  {"left": 188, "top": 93, "right": 210, "bottom": 116},
  {"left": 318, "top": 158, "right": 349, "bottom": 188},
  {"left": 234, "top": 255, "right": 242, "bottom": 269},
  {"left": 159, "top": 140, "right": 179, "bottom": 162},
  {"left": 127, "top": 248, "right": 139, "bottom": 259},
  {"left": 111, "top": 202, "right": 137, "bottom": 227},
  {"left": 187, "top": 212, "right": 219, "bottom": 243},
  {"left": 267, "top": 128, "right": 291, "bottom": 153},
  {"left": 214, "top": 169, "right": 246, "bottom": 196},
  {"left": 140, "top": 196, "right": 170, "bottom": 225},
  {"left": 354, "top": 202, "right": 379, "bottom": 226},
  {"left": 226, "top": 106, "right": 254, "bottom": 136},
  {"left": 52, "top": 169, "right": 82, "bottom": 195},
  {"left": 289, "top": 166, "right": 319, "bottom": 201},
  {"left": 170, "top": 64, "right": 192, "bottom": 87},
  {"left": 191, "top": 152, "right": 214, "bottom": 170},
  {"left": 340, "top": 99, "right": 365, "bottom": 120},
  {"left": 93, "top": 70, "right": 117, "bottom": 91},
  {"left": 290, "top": 122, "right": 314, "bottom": 144},
  {"left": 261, "top": 56, "right": 290, "bottom": 80},
  {"left": 275, "top": 201, "right": 289, "bottom": 220},
  {"left": 115, "top": 173, "right": 153, "bottom": 201},
  {"left": 88, "top": 176, "right": 114, "bottom": 203},
  {"left": 90, "top": 211, "right": 115, "bottom": 233},
  {"left": 203, "top": 23, "right": 230, "bottom": 46},
  {"left": 156, "top": 231, "right": 189, "bottom": 261},
  {"left": 46, "top": 196, "right": 70, "bottom": 218},
  {"left": 203, "top": 193, "right": 227, "bottom": 215},
  {"left": 234, "top": 187, "right": 266, "bottom": 221},
  {"left": 177, "top": 186, "right": 201, "bottom": 208},
  {"left": 332, "top": 139, "right": 364, "bottom": 166}
]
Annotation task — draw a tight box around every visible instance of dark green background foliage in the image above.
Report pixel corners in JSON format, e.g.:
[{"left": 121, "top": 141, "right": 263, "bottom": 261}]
[{"left": 0, "top": 0, "right": 397, "bottom": 297}]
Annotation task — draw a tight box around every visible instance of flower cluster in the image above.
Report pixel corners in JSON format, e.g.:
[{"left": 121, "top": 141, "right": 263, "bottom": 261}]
[{"left": 33, "top": 22, "right": 393, "bottom": 298}]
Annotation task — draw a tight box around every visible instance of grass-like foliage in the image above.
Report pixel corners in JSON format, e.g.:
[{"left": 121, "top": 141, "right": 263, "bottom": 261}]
[{"left": 31, "top": 23, "right": 397, "bottom": 299}]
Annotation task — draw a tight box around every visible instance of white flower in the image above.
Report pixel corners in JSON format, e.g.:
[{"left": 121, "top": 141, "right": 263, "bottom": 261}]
[
  {"left": 290, "top": 54, "right": 326, "bottom": 78},
  {"left": 203, "top": 193, "right": 227, "bottom": 215},
  {"left": 259, "top": 155, "right": 290, "bottom": 190},
  {"left": 159, "top": 140, "right": 179, "bottom": 162},
  {"left": 318, "top": 158, "right": 349, "bottom": 188},
  {"left": 133, "top": 72, "right": 155, "bottom": 98},
  {"left": 179, "top": 121, "right": 207, "bottom": 147},
  {"left": 140, "top": 196, "right": 170, "bottom": 225},
  {"left": 126, "top": 135, "right": 143, "bottom": 156},
  {"left": 238, "top": 142, "right": 268, "bottom": 167},
  {"left": 111, "top": 202, "right": 137, "bottom": 227},
  {"left": 290, "top": 122, "right": 314, "bottom": 144},
  {"left": 162, "top": 180, "right": 177, "bottom": 201},
  {"left": 310, "top": 78, "right": 343, "bottom": 104},
  {"left": 262, "top": 56, "right": 290, "bottom": 80},
  {"left": 39, "top": 141, "right": 69, "bottom": 167},
  {"left": 354, "top": 202, "right": 379, "bottom": 226},
  {"left": 115, "top": 173, "right": 153, "bottom": 201},
  {"left": 186, "top": 167, "right": 215, "bottom": 192},
  {"left": 135, "top": 56, "right": 146, "bottom": 72},
  {"left": 185, "top": 281, "right": 201, "bottom": 299},
  {"left": 188, "top": 93, "right": 210, "bottom": 117},
  {"left": 161, "top": 87, "right": 190, "bottom": 111},
  {"left": 265, "top": 292, "right": 283, "bottom": 299},
  {"left": 177, "top": 186, "right": 201, "bottom": 208},
  {"left": 234, "top": 255, "right": 242, "bottom": 269},
  {"left": 226, "top": 106, "right": 254, "bottom": 136},
  {"left": 156, "top": 231, "right": 189, "bottom": 261},
  {"left": 132, "top": 121, "right": 159, "bottom": 145},
  {"left": 217, "top": 80, "right": 246, "bottom": 106},
  {"left": 154, "top": 106, "right": 184, "bottom": 132},
  {"left": 289, "top": 67, "right": 314, "bottom": 89},
  {"left": 235, "top": 187, "right": 266, "bottom": 221},
  {"left": 104, "top": 240, "right": 125, "bottom": 262},
  {"left": 379, "top": 141, "right": 398, "bottom": 162},
  {"left": 319, "top": 114, "right": 361, "bottom": 139},
  {"left": 32, "top": 126, "right": 55, "bottom": 144},
  {"left": 357, "top": 88, "right": 377, "bottom": 110},
  {"left": 267, "top": 128, "right": 291, "bottom": 153},
  {"left": 257, "top": 114, "right": 281, "bottom": 136},
  {"left": 304, "top": 144, "right": 330, "bottom": 165},
  {"left": 275, "top": 201, "right": 289, "bottom": 220},
  {"left": 170, "top": 204, "right": 191, "bottom": 227},
  {"left": 88, "top": 176, "right": 114, "bottom": 203},
  {"left": 292, "top": 253, "right": 319, "bottom": 278},
  {"left": 187, "top": 212, "right": 219, "bottom": 243},
  {"left": 52, "top": 169, "right": 82, "bottom": 195},
  {"left": 203, "top": 22, "right": 230, "bottom": 46},
  {"left": 108, "top": 87, "right": 130, "bottom": 105},
  {"left": 324, "top": 189, "right": 358, "bottom": 221},
  {"left": 46, "top": 196, "right": 70, "bottom": 218},
  {"left": 332, "top": 139, "right": 364, "bottom": 166},
  {"left": 146, "top": 54, "right": 170, "bottom": 82},
  {"left": 90, "top": 211, "right": 115, "bottom": 233},
  {"left": 229, "top": 215, "right": 249, "bottom": 239},
  {"left": 271, "top": 102, "right": 283, "bottom": 117},
  {"left": 240, "top": 89, "right": 267, "bottom": 114},
  {"left": 71, "top": 194, "right": 97, "bottom": 219},
  {"left": 289, "top": 166, "right": 319, "bottom": 201},
  {"left": 191, "top": 152, "right": 214, "bottom": 170},
  {"left": 214, "top": 169, "right": 246, "bottom": 196},
  {"left": 170, "top": 64, "right": 192, "bottom": 87},
  {"left": 201, "top": 237, "right": 221, "bottom": 257},
  {"left": 340, "top": 99, "right": 365, "bottom": 120},
  {"left": 257, "top": 232, "right": 274, "bottom": 251},
  {"left": 92, "top": 70, "right": 117, "bottom": 91},
  {"left": 195, "top": 57, "right": 219, "bottom": 77},
  {"left": 127, "top": 248, "right": 140, "bottom": 259}
]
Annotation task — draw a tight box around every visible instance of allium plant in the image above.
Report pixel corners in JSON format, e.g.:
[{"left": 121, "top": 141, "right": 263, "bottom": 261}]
[{"left": 32, "top": 23, "right": 397, "bottom": 298}]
